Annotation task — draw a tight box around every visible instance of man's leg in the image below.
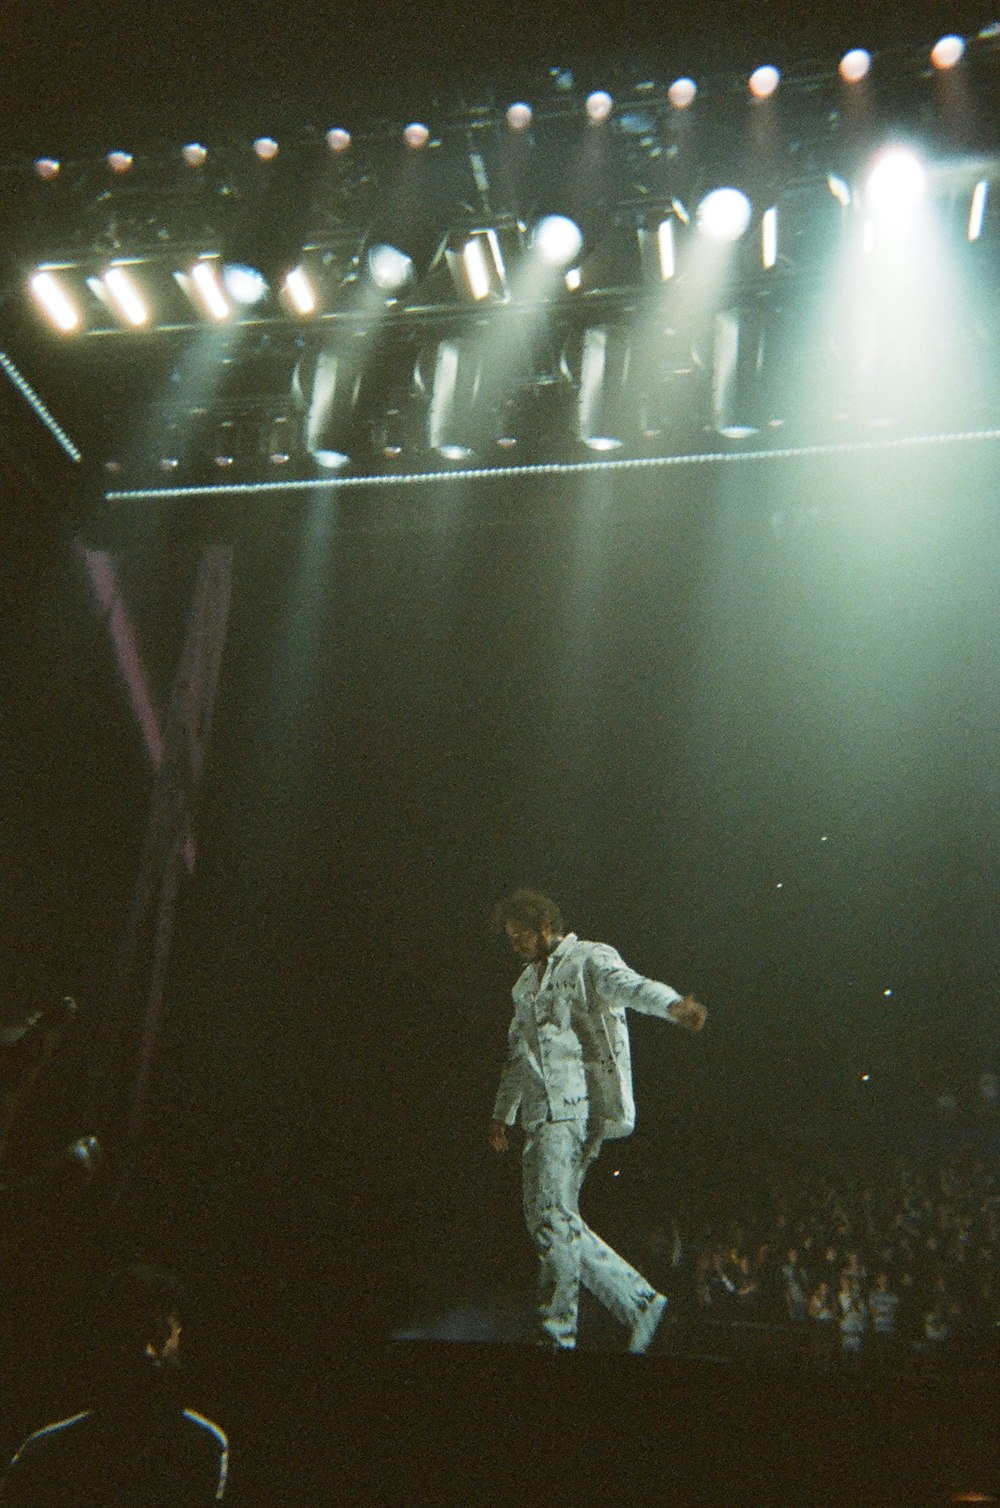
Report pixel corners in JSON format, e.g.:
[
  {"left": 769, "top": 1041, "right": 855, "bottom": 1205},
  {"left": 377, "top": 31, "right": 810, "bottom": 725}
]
[
  {"left": 574, "top": 1134, "right": 663, "bottom": 1338},
  {"left": 521, "top": 1121, "right": 587, "bottom": 1348}
]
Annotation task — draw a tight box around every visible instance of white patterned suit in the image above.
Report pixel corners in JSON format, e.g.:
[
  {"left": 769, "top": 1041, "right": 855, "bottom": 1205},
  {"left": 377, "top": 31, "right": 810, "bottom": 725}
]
[{"left": 492, "top": 932, "right": 684, "bottom": 1348}]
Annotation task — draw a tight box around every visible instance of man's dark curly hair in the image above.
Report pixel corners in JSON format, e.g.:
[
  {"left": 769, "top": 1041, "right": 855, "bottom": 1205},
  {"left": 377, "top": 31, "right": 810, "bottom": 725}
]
[{"left": 491, "top": 888, "right": 564, "bottom": 936}]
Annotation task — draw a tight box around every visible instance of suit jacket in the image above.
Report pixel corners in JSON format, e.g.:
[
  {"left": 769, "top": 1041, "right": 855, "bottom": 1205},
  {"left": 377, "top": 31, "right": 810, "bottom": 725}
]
[{"left": 491, "top": 933, "right": 683, "bottom": 1141}]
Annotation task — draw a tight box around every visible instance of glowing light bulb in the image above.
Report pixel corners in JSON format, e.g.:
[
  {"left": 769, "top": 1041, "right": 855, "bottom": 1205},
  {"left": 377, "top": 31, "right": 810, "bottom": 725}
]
[
  {"left": 749, "top": 65, "right": 780, "bottom": 100},
  {"left": 668, "top": 77, "right": 697, "bottom": 109},
  {"left": 839, "top": 48, "right": 872, "bottom": 83},
  {"left": 931, "top": 34, "right": 965, "bottom": 69},
  {"left": 586, "top": 90, "right": 613, "bottom": 123}
]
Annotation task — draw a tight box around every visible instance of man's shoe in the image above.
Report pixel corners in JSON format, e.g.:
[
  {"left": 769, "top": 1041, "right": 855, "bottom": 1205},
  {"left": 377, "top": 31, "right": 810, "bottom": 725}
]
[{"left": 628, "top": 1293, "right": 668, "bottom": 1354}]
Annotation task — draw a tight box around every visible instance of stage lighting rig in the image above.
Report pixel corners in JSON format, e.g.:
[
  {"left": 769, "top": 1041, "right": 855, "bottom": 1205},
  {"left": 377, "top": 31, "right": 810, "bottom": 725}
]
[{"left": 0, "top": 32, "right": 998, "bottom": 505}]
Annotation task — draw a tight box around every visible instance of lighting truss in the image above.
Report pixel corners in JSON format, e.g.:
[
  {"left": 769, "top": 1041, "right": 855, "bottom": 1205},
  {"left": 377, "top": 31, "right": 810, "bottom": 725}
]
[{"left": 0, "top": 37, "right": 998, "bottom": 502}]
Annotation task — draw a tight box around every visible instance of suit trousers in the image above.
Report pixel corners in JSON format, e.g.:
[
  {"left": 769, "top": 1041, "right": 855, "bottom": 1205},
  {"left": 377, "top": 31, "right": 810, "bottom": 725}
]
[{"left": 521, "top": 1119, "right": 659, "bottom": 1348}]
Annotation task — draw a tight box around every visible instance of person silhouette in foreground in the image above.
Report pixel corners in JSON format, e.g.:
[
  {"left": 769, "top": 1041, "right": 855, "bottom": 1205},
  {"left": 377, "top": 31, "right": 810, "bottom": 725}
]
[
  {"left": 490, "top": 889, "right": 706, "bottom": 1351},
  {"left": 0, "top": 1264, "right": 228, "bottom": 1505}
]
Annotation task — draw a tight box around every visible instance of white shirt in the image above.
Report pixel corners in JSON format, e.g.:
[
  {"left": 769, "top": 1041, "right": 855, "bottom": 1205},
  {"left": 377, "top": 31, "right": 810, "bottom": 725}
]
[{"left": 492, "top": 933, "right": 683, "bottom": 1140}]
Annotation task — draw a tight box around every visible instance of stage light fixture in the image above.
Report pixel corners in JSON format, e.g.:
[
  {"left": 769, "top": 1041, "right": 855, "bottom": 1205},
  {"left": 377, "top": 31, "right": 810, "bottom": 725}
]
[
  {"left": 283, "top": 266, "right": 317, "bottom": 314},
  {"left": 102, "top": 265, "right": 151, "bottom": 326},
  {"left": 186, "top": 260, "right": 232, "bottom": 321},
  {"left": 931, "top": 34, "right": 965, "bottom": 69},
  {"left": 463, "top": 236, "right": 493, "bottom": 300},
  {"left": 107, "top": 150, "right": 134, "bottom": 175},
  {"left": 839, "top": 48, "right": 872, "bottom": 83},
  {"left": 299, "top": 343, "right": 379, "bottom": 470},
  {"left": 29, "top": 270, "right": 81, "bottom": 332},
  {"left": 445, "top": 228, "right": 509, "bottom": 302},
  {"left": 182, "top": 143, "right": 208, "bottom": 168},
  {"left": 404, "top": 123, "right": 430, "bottom": 150},
  {"left": 748, "top": 65, "right": 780, "bottom": 100},
  {"left": 34, "top": 157, "right": 60, "bottom": 180},
  {"left": 367, "top": 242, "right": 414, "bottom": 292},
  {"left": 326, "top": 128, "right": 351, "bottom": 153},
  {"left": 968, "top": 180, "right": 988, "bottom": 241},
  {"left": 762, "top": 206, "right": 778, "bottom": 269},
  {"left": 696, "top": 188, "right": 752, "bottom": 243},
  {"left": 532, "top": 214, "right": 583, "bottom": 267},
  {"left": 253, "top": 137, "right": 280, "bottom": 161},
  {"left": 827, "top": 174, "right": 852, "bottom": 207},
  {"left": 426, "top": 337, "right": 483, "bottom": 459},
  {"left": 712, "top": 306, "right": 763, "bottom": 438},
  {"left": 222, "top": 263, "right": 269, "bottom": 306},
  {"left": 668, "top": 77, "right": 697, "bottom": 109},
  {"left": 637, "top": 216, "right": 677, "bottom": 281},
  {"left": 865, "top": 147, "right": 926, "bottom": 218},
  {"left": 586, "top": 90, "right": 614, "bottom": 123},
  {"left": 506, "top": 102, "right": 533, "bottom": 131},
  {"left": 576, "top": 325, "right": 631, "bottom": 450}
]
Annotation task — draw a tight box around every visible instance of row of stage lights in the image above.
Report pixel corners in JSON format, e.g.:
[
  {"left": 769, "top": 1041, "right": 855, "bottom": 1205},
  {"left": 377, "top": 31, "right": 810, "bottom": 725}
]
[
  {"left": 26, "top": 29, "right": 990, "bottom": 187},
  {"left": 26, "top": 146, "right": 994, "bottom": 338}
]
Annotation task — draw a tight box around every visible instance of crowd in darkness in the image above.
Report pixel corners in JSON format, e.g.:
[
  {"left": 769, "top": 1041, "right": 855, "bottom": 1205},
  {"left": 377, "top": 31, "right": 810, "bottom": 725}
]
[{"left": 638, "top": 1133, "right": 1000, "bottom": 1358}]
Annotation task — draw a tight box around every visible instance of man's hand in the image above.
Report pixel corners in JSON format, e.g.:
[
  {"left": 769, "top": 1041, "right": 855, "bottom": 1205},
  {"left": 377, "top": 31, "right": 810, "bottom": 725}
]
[
  {"left": 670, "top": 995, "right": 707, "bottom": 1032},
  {"left": 489, "top": 1120, "right": 510, "bottom": 1153}
]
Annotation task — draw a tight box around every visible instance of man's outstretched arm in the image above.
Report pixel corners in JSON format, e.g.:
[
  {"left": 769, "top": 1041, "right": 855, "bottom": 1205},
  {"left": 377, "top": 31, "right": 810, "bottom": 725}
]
[{"left": 585, "top": 945, "right": 706, "bottom": 1030}]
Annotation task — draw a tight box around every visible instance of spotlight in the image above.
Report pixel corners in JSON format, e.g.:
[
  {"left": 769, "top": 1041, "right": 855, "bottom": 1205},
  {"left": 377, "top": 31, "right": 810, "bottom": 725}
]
[
  {"left": 367, "top": 243, "right": 414, "bottom": 292},
  {"left": 182, "top": 143, "right": 208, "bottom": 168},
  {"left": 446, "top": 228, "right": 510, "bottom": 302},
  {"left": 865, "top": 147, "right": 926, "bottom": 218},
  {"left": 968, "top": 180, "right": 988, "bottom": 241},
  {"left": 326, "top": 127, "right": 352, "bottom": 153},
  {"left": 696, "top": 188, "right": 752, "bottom": 243},
  {"left": 404, "top": 122, "right": 430, "bottom": 150},
  {"left": 506, "top": 101, "right": 533, "bottom": 131},
  {"left": 29, "top": 270, "right": 81, "bottom": 332},
  {"left": 107, "top": 150, "right": 134, "bottom": 175},
  {"left": 839, "top": 48, "right": 872, "bottom": 83},
  {"left": 748, "top": 65, "right": 780, "bottom": 100},
  {"left": 186, "top": 260, "right": 232, "bottom": 321},
  {"left": 299, "top": 343, "right": 378, "bottom": 468},
  {"left": 637, "top": 215, "right": 677, "bottom": 281},
  {"left": 576, "top": 326, "right": 631, "bottom": 450},
  {"left": 102, "top": 265, "right": 150, "bottom": 327},
  {"left": 427, "top": 337, "right": 485, "bottom": 459},
  {"left": 253, "top": 137, "right": 279, "bottom": 161},
  {"left": 532, "top": 214, "right": 583, "bottom": 267},
  {"left": 462, "top": 236, "right": 494, "bottom": 300},
  {"left": 30, "top": 271, "right": 82, "bottom": 333},
  {"left": 762, "top": 206, "right": 777, "bottom": 268},
  {"left": 585, "top": 90, "right": 614, "bottom": 123},
  {"left": 283, "top": 265, "right": 318, "bottom": 314},
  {"left": 931, "top": 34, "right": 965, "bottom": 69},
  {"left": 667, "top": 77, "right": 697, "bottom": 109},
  {"left": 34, "top": 157, "right": 60, "bottom": 180},
  {"left": 827, "top": 174, "right": 852, "bottom": 207},
  {"left": 222, "top": 263, "right": 269, "bottom": 306},
  {"left": 712, "top": 307, "right": 763, "bottom": 438}
]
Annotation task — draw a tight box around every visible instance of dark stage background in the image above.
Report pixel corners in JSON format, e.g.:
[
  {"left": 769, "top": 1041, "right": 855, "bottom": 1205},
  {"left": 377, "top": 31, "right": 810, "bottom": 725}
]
[{"left": 2, "top": 439, "right": 1000, "bottom": 1498}]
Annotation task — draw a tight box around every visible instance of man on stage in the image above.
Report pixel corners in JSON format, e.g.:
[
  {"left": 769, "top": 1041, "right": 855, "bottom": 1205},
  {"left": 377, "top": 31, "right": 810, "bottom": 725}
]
[{"left": 489, "top": 889, "right": 706, "bottom": 1352}]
